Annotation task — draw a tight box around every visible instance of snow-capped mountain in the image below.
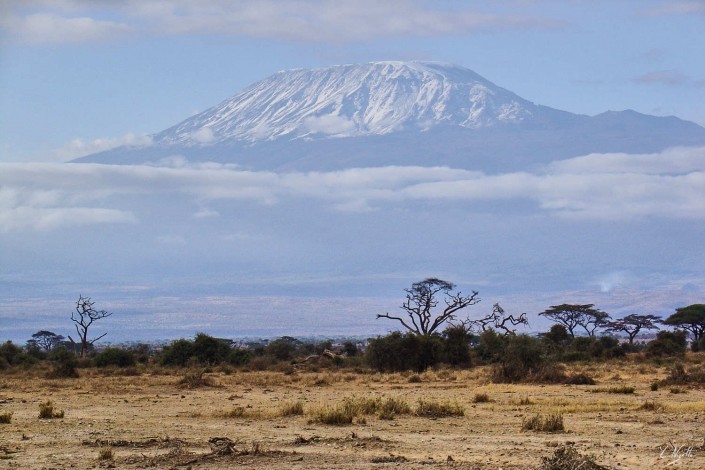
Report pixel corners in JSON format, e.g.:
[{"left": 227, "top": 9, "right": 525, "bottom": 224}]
[
  {"left": 154, "top": 61, "right": 557, "bottom": 145},
  {"left": 76, "top": 61, "right": 705, "bottom": 171}
]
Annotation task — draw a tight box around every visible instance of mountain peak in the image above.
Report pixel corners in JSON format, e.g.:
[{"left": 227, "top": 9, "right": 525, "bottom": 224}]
[{"left": 153, "top": 61, "right": 536, "bottom": 145}]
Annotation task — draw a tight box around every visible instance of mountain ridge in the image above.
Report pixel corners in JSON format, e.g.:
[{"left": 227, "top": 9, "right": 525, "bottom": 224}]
[{"left": 75, "top": 61, "right": 705, "bottom": 171}]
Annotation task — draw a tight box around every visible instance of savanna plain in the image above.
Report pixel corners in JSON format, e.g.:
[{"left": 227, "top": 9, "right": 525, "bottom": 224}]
[{"left": 2, "top": 358, "right": 705, "bottom": 469}]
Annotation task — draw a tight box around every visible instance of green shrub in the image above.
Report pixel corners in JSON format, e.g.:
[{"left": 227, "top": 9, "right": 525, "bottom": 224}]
[
  {"left": 94, "top": 348, "right": 136, "bottom": 368},
  {"left": 192, "top": 333, "right": 231, "bottom": 365},
  {"left": 491, "top": 335, "right": 564, "bottom": 383},
  {"left": 228, "top": 348, "right": 253, "bottom": 366},
  {"left": 160, "top": 339, "right": 195, "bottom": 366},
  {"left": 265, "top": 337, "right": 302, "bottom": 361},
  {"left": 646, "top": 330, "right": 687, "bottom": 357},
  {"left": 564, "top": 335, "right": 625, "bottom": 361},
  {"left": 542, "top": 324, "right": 571, "bottom": 352},
  {"left": 47, "top": 347, "right": 79, "bottom": 378},
  {"left": 475, "top": 329, "right": 506, "bottom": 363},
  {"left": 442, "top": 325, "right": 472, "bottom": 366},
  {"left": 0, "top": 341, "right": 22, "bottom": 365},
  {"left": 365, "top": 332, "right": 443, "bottom": 372}
]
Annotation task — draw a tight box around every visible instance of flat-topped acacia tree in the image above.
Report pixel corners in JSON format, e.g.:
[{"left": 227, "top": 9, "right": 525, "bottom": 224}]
[
  {"left": 664, "top": 304, "right": 705, "bottom": 351},
  {"left": 377, "top": 278, "right": 480, "bottom": 336},
  {"left": 605, "top": 314, "right": 662, "bottom": 344},
  {"left": 68, "top": 295, "right": 112, "bottom": 358},
  {"left": 539, "top": 304, "right": 609, "bottom": 338}
]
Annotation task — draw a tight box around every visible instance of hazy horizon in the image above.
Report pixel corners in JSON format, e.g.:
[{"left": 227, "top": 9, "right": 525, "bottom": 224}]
[{"left": 1, "top": 1, "right": 703, "bottom": 345}]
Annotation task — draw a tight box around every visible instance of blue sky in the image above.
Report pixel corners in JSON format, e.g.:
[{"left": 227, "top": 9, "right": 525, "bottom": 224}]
[
  {"left": 1, "top": 0, "right": 704, "bottom": 162},
  {"left": 0, "top": 1, "right": 704, "bottom": 343}
]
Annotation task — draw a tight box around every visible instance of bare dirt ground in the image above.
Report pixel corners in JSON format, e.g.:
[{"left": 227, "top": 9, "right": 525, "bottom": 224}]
[{"left": 1, "top": 360, "right": 704, "bottom": 469}]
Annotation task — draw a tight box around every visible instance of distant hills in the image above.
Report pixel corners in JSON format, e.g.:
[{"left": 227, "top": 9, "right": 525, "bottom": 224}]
[{"left": 75, "top": 61, "right": 705, "bottom": 171}]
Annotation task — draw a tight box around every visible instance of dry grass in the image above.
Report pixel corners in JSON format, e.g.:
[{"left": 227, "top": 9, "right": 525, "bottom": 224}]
[
  {"left": 4, "top": 357, "right": 705, "bottom": 468},
  {"left": 472, "top": 392, "right": 491, "bottom": 403},
  {"left": 0, "top": 411, "right": 12, "bottom": 423},
  {"left": 310, "top": 404, "right": 355, "bottom": 425},
  {"left": 591, "top": 385, "right": 635, "bottom": 394},
  {"left": 177, "top": 370, "right": 219, "bottom": 389},
  {"left": 638, "top": 400, "right": 663, "bottom": 411},
  {"left": 517, "top": 395, "right": 534, "bottom": 406},
  {"left": 522, "top": 413, "right": 565, "bottom": 432},
  {"left": 219, "top": 406, "right": 247, "bottom": 418},
  {"left": 38, "top": 401, "right": 64, "bottom": 419},
  {"left": 97, "top": 447, "right": 114, "bottom": 461},
  {"left": 539, "top": 444, "right": 606, "bottom": 469},
  {"left": 278, "top": 400, "right": 304, "bottom": 417},
  {"left": 414, "top": 399, "right": 464, "bottom": 418}
]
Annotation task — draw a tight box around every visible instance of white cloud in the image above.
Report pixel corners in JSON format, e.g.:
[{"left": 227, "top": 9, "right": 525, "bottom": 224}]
[
  {"left": 303, "top": 114, "right": 356, "bottom": 135},
  {"left": 633, "top": 70, "right": 693, "bottom": 87},
  {"left": 0, "top": 0, "right": 557, "bottom": 45},
  {"left": 0, "top": 205, "right": 135, "bottom": 233},
  {"left": 53, "top": 133, "right": 153, "bottom": 161},
  {"left": 2, "top": 12, "right": 130, "bottom": 45},
  {"left": 192, "top": 208, "right": 219, "bottom": 219},
  {"left": 546, "top": 146, "right": 705, "bottom": 175},
  {"left": 1, "top": 146, "right": 704, "bottom": 233},
  {"left": 643, "top": 1, "right": 705, "bottom": 16},
  {"left": 191, "top": 127, "right": 215, "bottom": 143}
]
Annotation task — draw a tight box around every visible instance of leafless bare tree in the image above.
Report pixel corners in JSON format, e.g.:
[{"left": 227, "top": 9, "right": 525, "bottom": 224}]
[
  {"left": 463, "top": 303, "right": 529, "bottom": 335},
  {"left": 377, "top": 278, "right": 480, "bottom": 336},
  {"left": 68, "top": 295, "right": 112, "bottom": 357}
]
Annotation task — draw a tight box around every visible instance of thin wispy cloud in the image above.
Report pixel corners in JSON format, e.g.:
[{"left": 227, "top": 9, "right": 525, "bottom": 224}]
[
  {"left": 1, "top": 12, "right": 130, "bottom": 45},
  {"left": 1, "top": 146, "right": 704, "bottom": 233},
  {"left": 643, "top": 1, "right": 705, "bottom": 16},
  {"left": 633, "top": 70, "right": 694, "bottom": 87},
  {"left": 1, "top": 0, "right": 559, "bottom": 45},
  {"left": 52, "top": 133, "right": 153, "bottom": 161}
]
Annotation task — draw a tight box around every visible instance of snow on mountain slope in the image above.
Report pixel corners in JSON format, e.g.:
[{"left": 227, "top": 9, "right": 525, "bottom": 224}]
[
  {"left": 76, "top": 61, "right": 705, "bottom": 171},
  {"left": 153, "top": 61, "right": 546, "bottom": 145}
]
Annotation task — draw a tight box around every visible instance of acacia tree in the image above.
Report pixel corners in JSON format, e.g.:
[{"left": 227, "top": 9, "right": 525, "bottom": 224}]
[
  {"left": 29, "top": 330, "right": 65, "bottom": 351},
  {"left": 377, "top": 278, "right": 480, "bottom": 336},
  {"left": 464, "top": 303, "right": 529, "bottom": 336},
  {"left": 664, "top": 304, "right": 705, "bottom": 351},
  {"left": 605, "top": 314, "right": 661, "bottom": 344},
  {"left": 578, "top": 308, "right": 610, "bottom": 337},
  {"left": 68, "top": 295, "right": 112, "bottom": 358},
  {"left": 539, "top": 304, "right": 608, "bottom": 338}
]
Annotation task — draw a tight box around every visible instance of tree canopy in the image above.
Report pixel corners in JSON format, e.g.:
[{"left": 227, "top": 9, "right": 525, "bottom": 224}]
[
  {"left": 539, "top": 304, "right": 609, "bottom": 337},
  {"left": 605, "top": 314, "right": 661, "bottom": 344},
  {"left": 664, "top": 304, "right": 705, "bottom": 349},
  {"left": 377, "top": 278, "right": 480, "bottom": 336}
]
